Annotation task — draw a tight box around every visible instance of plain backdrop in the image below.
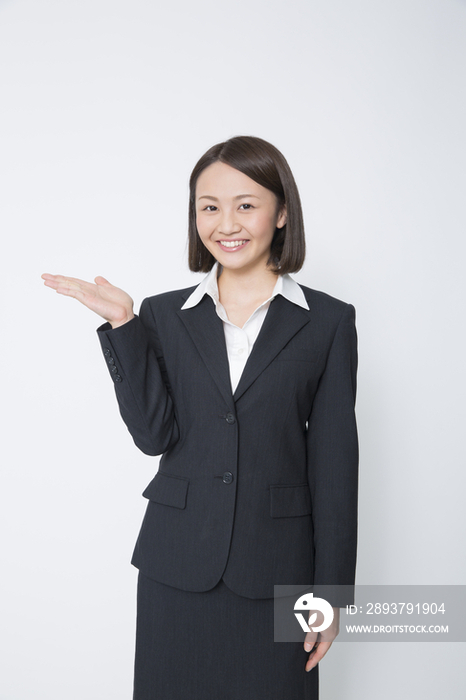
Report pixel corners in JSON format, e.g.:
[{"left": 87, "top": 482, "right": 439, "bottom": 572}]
[{"left": 1, "top": 0, "right": 465, "bottom": 698}]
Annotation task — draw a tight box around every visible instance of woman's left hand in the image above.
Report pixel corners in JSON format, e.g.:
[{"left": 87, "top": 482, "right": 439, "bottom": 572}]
[{"left": 303, "top": 607, "right": 340, "bottom": 672}]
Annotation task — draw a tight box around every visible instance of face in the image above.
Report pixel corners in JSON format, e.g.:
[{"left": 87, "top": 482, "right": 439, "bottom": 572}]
[{"left": 195, "top": 161, "right": 286, "bottom": 275}]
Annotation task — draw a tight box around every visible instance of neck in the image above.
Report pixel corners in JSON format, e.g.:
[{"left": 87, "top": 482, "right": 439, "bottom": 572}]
[{"left": 217, "top": 263, "right": 278, "bottom": 305}]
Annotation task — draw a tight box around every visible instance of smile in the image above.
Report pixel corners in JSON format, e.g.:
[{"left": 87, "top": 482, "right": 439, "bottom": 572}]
[{"left": 217, "top": 240, "right": 249, "bottom": 251}]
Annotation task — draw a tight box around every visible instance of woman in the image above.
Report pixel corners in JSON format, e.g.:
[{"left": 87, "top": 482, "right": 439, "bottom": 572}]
[{"left": 42, "top": 135, "right": 358, "bottom": 700}]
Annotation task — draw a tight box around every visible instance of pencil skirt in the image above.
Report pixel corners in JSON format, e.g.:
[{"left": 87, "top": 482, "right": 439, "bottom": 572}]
[{"left": 133, "top": 572, "right": 319, "bottom": 700}]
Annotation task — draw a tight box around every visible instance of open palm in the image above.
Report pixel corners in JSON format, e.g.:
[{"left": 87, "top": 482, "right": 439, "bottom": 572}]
[{"left": 41, "top": 273, "right": 134, "bottom": 328}]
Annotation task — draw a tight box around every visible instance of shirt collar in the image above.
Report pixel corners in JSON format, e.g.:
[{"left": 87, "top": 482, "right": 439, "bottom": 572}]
[{"left": 181, "top": 262, "right": 309, "bottom": 311}]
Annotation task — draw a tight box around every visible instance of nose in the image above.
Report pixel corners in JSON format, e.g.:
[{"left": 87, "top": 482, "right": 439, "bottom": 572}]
[{"left": 218, "top": 208, "right": 241, "bottom": 235}]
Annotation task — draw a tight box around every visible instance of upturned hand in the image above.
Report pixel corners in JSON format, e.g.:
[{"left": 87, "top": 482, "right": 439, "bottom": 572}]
[{"left": 41, "top": 273, "right": 135, "bottom": 329}]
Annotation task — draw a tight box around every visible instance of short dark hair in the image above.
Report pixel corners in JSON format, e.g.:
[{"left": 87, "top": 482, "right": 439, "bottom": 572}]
[{"left": 188, "top": 135, "right": 305, "bottom": 275}]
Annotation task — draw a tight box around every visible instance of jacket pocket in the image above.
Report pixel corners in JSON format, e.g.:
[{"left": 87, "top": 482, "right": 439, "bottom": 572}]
[
  {"left": 269, "top": 483, "right": 312, "bottom": 518},
  {"left": 142, "top": 471, "right": 189, "bottom": 509}
]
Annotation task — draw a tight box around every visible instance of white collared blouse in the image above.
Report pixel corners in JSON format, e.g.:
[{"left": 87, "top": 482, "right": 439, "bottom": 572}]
[{"left": 181, "top": 262, "right": 309, "bottom": 393}]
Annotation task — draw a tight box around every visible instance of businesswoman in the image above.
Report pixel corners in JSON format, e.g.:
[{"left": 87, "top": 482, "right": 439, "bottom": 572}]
[{"left": 42, "top": 135, "right": 358, "bottom": 700}]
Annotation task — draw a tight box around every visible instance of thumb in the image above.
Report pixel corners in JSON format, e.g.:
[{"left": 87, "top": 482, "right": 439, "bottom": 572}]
[{"left": 94, "top": 276, "right": 112, "bottom": 286}]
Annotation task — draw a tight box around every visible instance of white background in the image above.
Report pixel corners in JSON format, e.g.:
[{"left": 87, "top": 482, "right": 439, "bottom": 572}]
[{"left": 1, "top": 0, "right": 465, "bottom": 698}]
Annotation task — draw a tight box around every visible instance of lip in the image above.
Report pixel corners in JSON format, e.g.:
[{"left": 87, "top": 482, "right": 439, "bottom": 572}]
[{"left": 216, "top": 239, "right": 249, "bottom": 253}]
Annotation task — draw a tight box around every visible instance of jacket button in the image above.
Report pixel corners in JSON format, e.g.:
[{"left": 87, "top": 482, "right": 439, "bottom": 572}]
[
  {"left": 107, "top": 357, "right": 115, "bottom": 365},
  {"left": 114, "top": 375, "right": 122, "bottom": 382},
  {"left": 222, "top": 472, "right": 234, "bottom": 484},
  {"left": 225, "top": 413, "right": 236, "bottom": 424},
  {"left": 110, "top": 365, "right": 118, "bottom": 374},
  {"left": 104, "top": 348, "right": 111, "bottom": 357}
]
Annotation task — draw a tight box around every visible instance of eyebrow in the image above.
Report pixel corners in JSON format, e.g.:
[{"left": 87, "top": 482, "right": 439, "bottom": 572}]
[{"left": 197, "top": 194, "right": 261, "bottom": 201}]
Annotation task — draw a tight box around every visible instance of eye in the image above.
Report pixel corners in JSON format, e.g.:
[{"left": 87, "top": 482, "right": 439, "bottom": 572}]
[
  {"left": 239, "top": 203, "right": 253, "bottom": 210},
  {"left": 203, "top": 205, "right": 218, "bottom": 212}
]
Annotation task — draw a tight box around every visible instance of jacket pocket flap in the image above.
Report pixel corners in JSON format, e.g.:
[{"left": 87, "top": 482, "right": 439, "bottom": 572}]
[
  {"left": 270, "top": 483, "right": 312, "bottom": 518},
  {"left": 142, "top": 471, "right": 189, "bottom": 509}
]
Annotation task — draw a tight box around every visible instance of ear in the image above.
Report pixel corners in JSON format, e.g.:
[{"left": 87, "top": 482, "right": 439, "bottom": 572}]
[{"left": 276, "top": 204, "right": 287, "bottom": 229}]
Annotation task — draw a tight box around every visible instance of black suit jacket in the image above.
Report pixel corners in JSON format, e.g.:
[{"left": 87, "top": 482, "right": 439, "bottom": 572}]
[{"left": 97, "top": 283, "right": 358, "bottom": 605}]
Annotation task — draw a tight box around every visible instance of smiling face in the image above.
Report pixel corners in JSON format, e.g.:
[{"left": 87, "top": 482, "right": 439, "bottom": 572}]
[{"left": 195, "top": 161, "right": 286, "bottom": 275}]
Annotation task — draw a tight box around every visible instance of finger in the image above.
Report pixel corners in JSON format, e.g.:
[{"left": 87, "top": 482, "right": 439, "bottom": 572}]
[
  {"left": 55, "top": 285, "right": 87, "bottom": 300},
  {"left": 42, "top": 273, "right": 62, "bottom": 290},
  {"left": 42, "top": 273, "right": 89, "bottom": 284},
  {"left": 305, "top": 641, "right": 333, "bottom": 672},
  {"left": 44, "top": 276, "right": 94, "bottom": 302},
  {"left": 42, "top": 278, "right": 68, "bottom": 292},
  {"left": 304, "top": 631, "right": 317, "bottom": 652},
  {"left": 43, "top": 274, "right": 93, "bottom": 295},
  {"left": 94, "top": 276, "right": 112, "bottom": 286}
]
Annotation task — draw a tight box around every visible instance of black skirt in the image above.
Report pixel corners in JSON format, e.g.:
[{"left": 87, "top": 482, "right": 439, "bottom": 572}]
[{"left": 133, "top": 572, "right": 319, "bottom": 700}]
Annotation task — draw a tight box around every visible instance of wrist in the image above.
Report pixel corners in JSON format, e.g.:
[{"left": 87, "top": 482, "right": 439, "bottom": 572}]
[{"left": 110, "top": 312, "right": 135, "bottom": 329}]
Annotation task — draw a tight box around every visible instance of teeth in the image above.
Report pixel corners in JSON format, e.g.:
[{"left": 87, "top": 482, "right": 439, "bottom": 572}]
[{"left": 221, "top": 240, "right": 247, "bottom": 248}]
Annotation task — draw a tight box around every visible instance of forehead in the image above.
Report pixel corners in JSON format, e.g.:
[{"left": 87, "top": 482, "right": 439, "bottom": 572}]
[{"left": 195, "top": 161, "right": 269, "bottom": 199}]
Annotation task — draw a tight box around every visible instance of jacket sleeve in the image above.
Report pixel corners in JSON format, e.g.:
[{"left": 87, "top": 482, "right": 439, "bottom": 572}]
[
  {"left": 96, "top": 297, "right": 180, "bottom": 456},
  {"left": 307, "top": 302, "right": 359, "bottom": 607}
]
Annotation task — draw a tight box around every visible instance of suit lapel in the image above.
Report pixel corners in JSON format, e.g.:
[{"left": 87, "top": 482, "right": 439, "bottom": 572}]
[
  {"left": 176, "top": 294, "right": 233, "bottom": 407},
  {"left": 233, "top": 295, "right": 311, "bottom": 402},
  {"left": 177, "top": 291, "right": 311, "bottom": 406}
]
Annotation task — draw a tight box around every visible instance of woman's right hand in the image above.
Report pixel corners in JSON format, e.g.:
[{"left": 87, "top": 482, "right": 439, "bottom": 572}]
[{"left": 41, "top": 274, "right": 135, "bottom": 329}]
